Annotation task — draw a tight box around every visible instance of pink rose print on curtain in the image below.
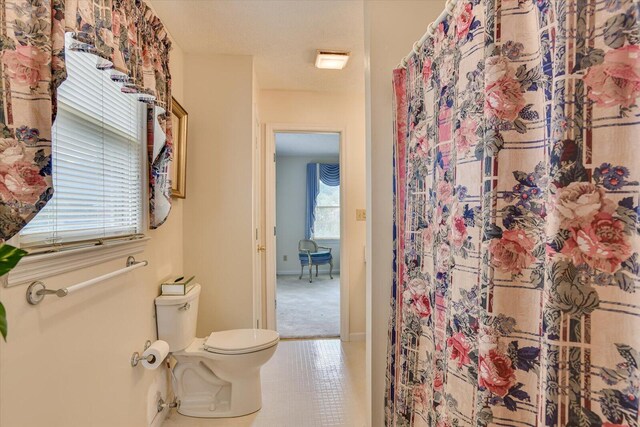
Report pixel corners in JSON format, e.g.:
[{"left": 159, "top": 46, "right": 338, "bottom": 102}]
[
  {"left": 1, "top": 45, "right": 48, "bottom": 90},
  {"left": 422, "top": 226, "right": 434, "bottom": 249},
  {"left": 433, "top": 371, "right": 444, "bottom": 391},
  {"left": 447, "top": 332, "right": 471, "bottom": 368},
  {"left": 479, "top": 349, "right": 517, "bottom": 397},
  {"left": 484, "top": 56, "right": 527, "bottom": 122},
  {"left": 456, "top": 3, "right": 474, "bottom": 40},
  {"left": 0, "top": 139, "right": 27, "bottom": 166},
  {"left": 552, "top": 182, "right": 615, "bottom": 228},
  {"left": 451, "top": 215, "right": 468, "bottom": 249},
  {"left": 561, "top": 212, "right": 632, "bottom": 274},
  {"left": 403, "top": 278, "right": 432, "bottom": 319},
  {"left": 584, "top": 45, "right": 640, "bottom": 108},
  {"left": 0, "top": 162, "right": 48, "bottom": 205},
  {"left": 485, "top": 76, "right": 526, "bottom": 121},
  {"left": 436, "top": 180, "right": 453, "bottom": 204},
  {"left": 454, "top": 117, "right": 478, "bottom": 156},
  {"left": 488, "top": 228, "right": 536, "bottom": 274},
  {"left": 485, "top": 56, "right": 515, "bottom": 82}
]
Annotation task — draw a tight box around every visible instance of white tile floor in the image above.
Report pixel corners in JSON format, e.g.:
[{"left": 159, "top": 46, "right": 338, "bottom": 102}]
[{"left": 162, "top": 339, "right": 366, "bottom": 427}]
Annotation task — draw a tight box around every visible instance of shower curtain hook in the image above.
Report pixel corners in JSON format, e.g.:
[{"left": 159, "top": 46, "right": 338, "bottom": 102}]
[{"left": 412, "top": 41, "right": 421, "bottom": 55}]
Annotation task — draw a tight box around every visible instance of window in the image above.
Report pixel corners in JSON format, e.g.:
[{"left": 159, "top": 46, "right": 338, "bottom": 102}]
[
  {"left": 19, "top": 35, "right": 144, "bottom": 248},
  {"left": 314, "top": 181, "right": 340, "bottom": 239}
]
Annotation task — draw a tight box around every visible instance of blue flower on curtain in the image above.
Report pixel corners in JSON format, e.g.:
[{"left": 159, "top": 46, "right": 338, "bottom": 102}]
[{"left": 305, "top": 163, "right": 339, "bottom": 239}]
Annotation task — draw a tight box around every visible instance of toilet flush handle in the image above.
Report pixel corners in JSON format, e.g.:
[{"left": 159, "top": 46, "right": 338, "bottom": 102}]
[{"left": 179, "top": 302, "right": 191, "bottom": 311}]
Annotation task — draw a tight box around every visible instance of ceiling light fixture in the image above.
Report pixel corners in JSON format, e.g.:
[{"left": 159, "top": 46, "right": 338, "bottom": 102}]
[{"left": 315, "top": 50, "right": 351, "bottom": 70}]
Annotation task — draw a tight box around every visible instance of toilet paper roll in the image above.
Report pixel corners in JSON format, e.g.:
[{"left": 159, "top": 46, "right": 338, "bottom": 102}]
[{"left": 141, "top": 340, "right": 170, "bottom": 370}]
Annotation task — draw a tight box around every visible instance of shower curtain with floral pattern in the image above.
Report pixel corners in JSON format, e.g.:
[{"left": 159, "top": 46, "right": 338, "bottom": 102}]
[
  {"left": 387, "top": 0, "right": 640, "bottom": 425},
  {"left": 0, "top": 0, "right": 173, "bottom": 240}
]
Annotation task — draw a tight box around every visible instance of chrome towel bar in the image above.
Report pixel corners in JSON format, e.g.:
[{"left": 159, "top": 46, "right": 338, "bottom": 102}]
[{"left": 26, "top": 256, "right": 148, "bottom": 305}]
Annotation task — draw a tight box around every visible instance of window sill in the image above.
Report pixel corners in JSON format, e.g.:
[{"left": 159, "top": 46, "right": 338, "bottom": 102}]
[{"left": 3, "top": 236, "right": 150, "bottom": 288}]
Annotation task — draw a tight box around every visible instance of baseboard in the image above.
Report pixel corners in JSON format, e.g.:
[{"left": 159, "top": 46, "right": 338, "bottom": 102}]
[
  {"left": 277, "top": 270, "right": 341, "bottom": 276},
  {"left": 349, "top": 332, "right": 365, "bottom": 342}
]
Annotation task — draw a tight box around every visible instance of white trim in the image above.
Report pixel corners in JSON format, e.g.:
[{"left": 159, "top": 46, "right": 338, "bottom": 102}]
[
  {"left": 349, "top": 332, "right": 366, "bottom": 342},
  {"left": 252, "top": 107, "right": 263, "bottom": 329},
  {"left": 265, "top": 124, "right": 277, "bottom": 332},
  {"left": 4, "top": 237, "right": 150, "bottom": 288},
  {"left": 265, "top": 123, "right": 350, "bottom": 342}
]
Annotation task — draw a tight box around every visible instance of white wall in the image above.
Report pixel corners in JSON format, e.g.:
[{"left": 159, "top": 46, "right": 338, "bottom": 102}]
[
  {"left": 0, "top": 41, "right": 186, "bottom": 427},
  {"left": 276, "top": 154, "right": 341, "bottom": 275},
  {"left": 364, "top": 1, "right": 445, "bottom": 425},
  {"left": 182, "top": 54, "right": 256, "bottom": 335},
  {"left": 260, "top": 90, "right": 366, "bottom": 337}
]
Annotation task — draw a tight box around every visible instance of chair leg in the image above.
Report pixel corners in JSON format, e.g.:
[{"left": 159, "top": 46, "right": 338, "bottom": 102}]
[
  {"left": 299, "top": 265, "right": 303, "bottom": 280},
  {"left": 309, "top": 263, "right": 313, "bottom": 283},
  {"left": 315, "top": 264, "right": 318, "bottom": 277},
  {"left": 330, "top": 261, "right": 334, "bottom": 279}
]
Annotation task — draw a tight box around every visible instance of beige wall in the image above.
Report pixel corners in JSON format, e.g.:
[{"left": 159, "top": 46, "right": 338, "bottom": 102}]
[
  {"left": 364, "top": 1, "right": 445, "bottom": 425},
  {"left": 0, "top": 43, "right": 186, "bottom": 427},
  {"left": 259, "top": 90, "right": 367, "bottom": 337},
  {"left": 182, "top": 54, "right": 256, "bottom": 336}
]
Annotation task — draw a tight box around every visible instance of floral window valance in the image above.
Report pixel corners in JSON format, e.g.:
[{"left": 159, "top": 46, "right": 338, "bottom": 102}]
[{"left": 0, "top": 0, "right": 173, "bottom": 241}]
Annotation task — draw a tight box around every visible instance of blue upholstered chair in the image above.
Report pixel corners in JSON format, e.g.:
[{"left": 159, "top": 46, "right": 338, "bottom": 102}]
[{"left": 298, "top": 239, "right": 333, "bottom": 283}]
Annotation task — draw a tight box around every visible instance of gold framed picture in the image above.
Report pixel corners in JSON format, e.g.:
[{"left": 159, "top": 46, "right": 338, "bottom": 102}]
[{"left": 171, "top": 97, "right": 188, "bottom": 199}]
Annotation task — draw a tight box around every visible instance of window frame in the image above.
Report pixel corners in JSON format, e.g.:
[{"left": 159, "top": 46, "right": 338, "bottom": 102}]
[{"left": 5, "top": 40, "right": 150, "bottom": 288}]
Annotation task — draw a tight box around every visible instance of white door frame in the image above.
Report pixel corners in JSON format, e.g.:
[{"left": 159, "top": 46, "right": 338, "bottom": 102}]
[
  {"left": 252, "top": 109, "right": 263, "bottom": 329},
  {"left": 265, "top": 123, "right": 350, "bottom": 341}
]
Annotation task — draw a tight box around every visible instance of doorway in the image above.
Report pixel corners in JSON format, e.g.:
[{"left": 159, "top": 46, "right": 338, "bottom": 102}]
[{"left": 265, "top": 125, "right": 349, "bottom": 340}]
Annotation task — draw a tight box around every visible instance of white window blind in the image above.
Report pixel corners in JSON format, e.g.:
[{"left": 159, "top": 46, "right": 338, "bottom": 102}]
[
  {"left": 20, "top": 35, "right": 144, "bottom": 248},
  {"left": 314, "top": 181, "right": 340, "bottom": 239}
]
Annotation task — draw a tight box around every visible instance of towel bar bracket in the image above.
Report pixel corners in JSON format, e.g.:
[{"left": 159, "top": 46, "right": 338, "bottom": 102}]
[{"left": 26, "top": 281, "right": 68, "bottom": 305}]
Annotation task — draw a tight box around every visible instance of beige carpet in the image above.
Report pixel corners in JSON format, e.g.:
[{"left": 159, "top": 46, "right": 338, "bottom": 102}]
[{"left": 276, "top": 274, "right": 340, "bottom": 338}]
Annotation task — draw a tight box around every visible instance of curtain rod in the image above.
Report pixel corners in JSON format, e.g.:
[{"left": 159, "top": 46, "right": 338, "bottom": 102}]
[{"left": 397, "top": 0, "right": 459, "bottom": 69}]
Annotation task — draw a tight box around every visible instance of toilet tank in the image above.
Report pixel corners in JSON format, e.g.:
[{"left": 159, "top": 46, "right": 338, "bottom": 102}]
[{"left": 155, "top": 284, "right": 201, "bottom": 352}]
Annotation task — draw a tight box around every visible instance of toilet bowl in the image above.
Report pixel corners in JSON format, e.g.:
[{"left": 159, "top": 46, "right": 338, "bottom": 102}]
[{"left": 155, "top": 284, "right": 279, "bottom": 418}]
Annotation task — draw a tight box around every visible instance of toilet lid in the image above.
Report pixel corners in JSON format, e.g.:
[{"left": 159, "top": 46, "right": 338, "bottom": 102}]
[{"left": 204, "top": 329, "right": 280, "bottom": 355}]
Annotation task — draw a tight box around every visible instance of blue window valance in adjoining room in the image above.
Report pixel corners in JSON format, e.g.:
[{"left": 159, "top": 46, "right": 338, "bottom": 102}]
[{"left": 305, "top": 163, "right": 339, "bottom": 239}]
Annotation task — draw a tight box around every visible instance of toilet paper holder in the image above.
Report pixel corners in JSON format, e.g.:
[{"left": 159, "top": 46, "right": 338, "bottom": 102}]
[{"left": 131, "top": 340, "right": 156, "bottom": 367}]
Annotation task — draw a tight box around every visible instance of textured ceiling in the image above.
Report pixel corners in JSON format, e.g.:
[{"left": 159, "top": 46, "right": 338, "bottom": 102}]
[
  {"left": 275, "top": 132, "right": 339, "bottom": 157},
  {"left": 150, "top": 0, "right": 365, "bottom": 93}
]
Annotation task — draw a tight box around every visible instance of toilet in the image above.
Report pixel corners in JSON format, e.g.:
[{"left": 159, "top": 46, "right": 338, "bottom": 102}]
[{"left": 155, "top": 284, "right": 279, "bottom": 418}]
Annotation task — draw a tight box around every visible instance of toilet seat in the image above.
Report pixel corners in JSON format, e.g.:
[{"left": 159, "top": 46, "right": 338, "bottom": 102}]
[{"left": 204, "top": 329, "right": 279, "bottom": 355}]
